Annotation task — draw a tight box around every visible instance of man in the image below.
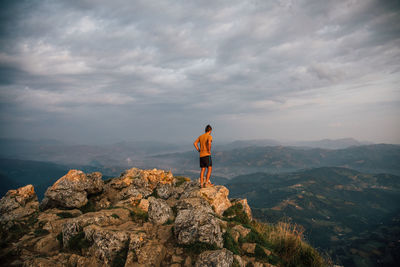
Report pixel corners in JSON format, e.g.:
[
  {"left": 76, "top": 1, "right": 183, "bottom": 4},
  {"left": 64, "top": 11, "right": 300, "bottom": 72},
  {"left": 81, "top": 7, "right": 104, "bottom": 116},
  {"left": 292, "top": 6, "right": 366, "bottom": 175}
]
[{"left": 193, "top": 125, "right": 213, "bottom": 188}]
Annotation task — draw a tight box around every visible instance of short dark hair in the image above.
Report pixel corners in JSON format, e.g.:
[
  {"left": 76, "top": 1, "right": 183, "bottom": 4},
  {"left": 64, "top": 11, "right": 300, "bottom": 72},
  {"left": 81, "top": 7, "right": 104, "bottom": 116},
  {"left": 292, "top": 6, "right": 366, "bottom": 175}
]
[{"left": 205, "top": 124, "right": 212, "bottom": 132}]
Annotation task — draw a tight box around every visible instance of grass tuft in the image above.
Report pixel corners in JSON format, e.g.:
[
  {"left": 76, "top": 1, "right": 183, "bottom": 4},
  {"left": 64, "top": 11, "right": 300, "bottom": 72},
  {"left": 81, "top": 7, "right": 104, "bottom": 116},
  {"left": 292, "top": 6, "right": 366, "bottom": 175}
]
[
  {"left": 223, "top": 203, "right": 251, "bottom": 226},
  {"left": 174, "top": 176, "right": 190, "bottom": 187},
  {"left": 111, "top": 213, "right": 120, "bottom": 219},
  {"left": 129, "top": 207, "right": 148, "bottom": 222},
  {"left": 267, "top": 221, "right": 327, "bottom": 267}
]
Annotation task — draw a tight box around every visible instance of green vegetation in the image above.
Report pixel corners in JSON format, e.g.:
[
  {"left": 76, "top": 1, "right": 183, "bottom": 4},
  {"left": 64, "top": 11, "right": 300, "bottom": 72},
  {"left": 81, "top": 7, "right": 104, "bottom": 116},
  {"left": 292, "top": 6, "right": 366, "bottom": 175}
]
[
  {"left": 174, "top": 176, "right": 190, "bottom": 187},
  {"left": 223, "top": 203, "right": 251, "bottom": 226},
  {"left": 57, "top": 232, "right": 63, "bottom": 247},
  {"left": 111, "top": 213, "right": 120, "bottom": 219},
  {"left": 223, "top": 230, "right": 240, "bottom": 255},
  {"left": 163, "top": 218, "right": 174, "bottom": 225},
  {"left": 129, "top": 207, "right": 148, "bottom": 222},
  {"left": 232, "top": 258, "right": 241, "bottom": 267},
  {"left": 221, "top": 203, "right": 327, "bottom": 267},
  {"left": 79, "top": 199, "right": 96, "bottom": 213}
]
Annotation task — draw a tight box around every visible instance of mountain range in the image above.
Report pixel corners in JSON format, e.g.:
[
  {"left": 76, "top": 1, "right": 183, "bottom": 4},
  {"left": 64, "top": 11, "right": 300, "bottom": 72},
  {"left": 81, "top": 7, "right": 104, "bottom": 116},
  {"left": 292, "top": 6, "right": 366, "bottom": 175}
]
[{"left": 151, "top": 144, "right": 400, "bottom": 178}]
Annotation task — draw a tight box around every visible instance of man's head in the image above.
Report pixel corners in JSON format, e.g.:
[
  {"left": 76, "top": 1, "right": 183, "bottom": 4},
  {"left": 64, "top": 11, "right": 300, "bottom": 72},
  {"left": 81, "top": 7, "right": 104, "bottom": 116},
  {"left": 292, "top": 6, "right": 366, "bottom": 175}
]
[{"left": 205, "top": 124, "right": 212, "bottom": 133}]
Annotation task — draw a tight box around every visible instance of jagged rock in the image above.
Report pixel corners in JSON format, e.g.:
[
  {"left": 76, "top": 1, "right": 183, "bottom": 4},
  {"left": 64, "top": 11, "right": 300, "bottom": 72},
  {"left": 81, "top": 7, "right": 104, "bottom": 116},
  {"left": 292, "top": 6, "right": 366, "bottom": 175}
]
[
  {"left": 33, "top": 234, "right": 60, "bottom": 255},
  {"left": 41, "top": 170, "right": 104, "bottom": 209},
  {"left": 110, "top": 168, "right": 174, "bottom": 191},
  {"left": 199, "top": 186, "right": 231, "bottom": 216},
  {"left": 157, "top": 225, "right": 173, "bottom": 243},
  {"left": 37, "top": 208, "right": 81, "bottom": 234},
  {"left": 263, "top": 247, "right": 272, "bottom": 256},
  {"left": 61, "top": 208, "right": 130, "bottom": 246},
  {"left": 232, "top": 224, "right": 251, "bottom": 242},
  {"left": 179, "top": 181, "right": 202, "bottom": 199},
  {"left": 234, "top": 255, "right": 246, "bottom": 267},
  {"left": 84, "top": 224, "right": 130, "bottom": 265},
  {"left": 138, "top": 199, "right": 149, "bottom": 212},
  {"left": 95, "top": 197, "right": 112, "bottom": 210},
  {"left": 242, "top": 243, "right": 256, "bottom": 254},
  {"left": 0, "top": 184, "right": 39, "bottom": 229},
  {"left": 124, "top": 231, "right": 147, "bottom": 266},
  {"left": 184, "top": 256, "right": 192, "bottom": 267},
  {"left": 24, "top": 253, "right": 101, "bottom": 267},
  {"left": 195, "top": 248, "right": 233, "bottom": 267},
  {"left": 156, "top": 183, "right": 173, "bottom": 199},
  {"left": 136, "top": 241, "right": 166, "bottom": 267},
  {"left": 231, "top": 198, "right": 252, "bottom": 220},
  {"left": 175, "top": 197, "right": 213, "bottom": 213},
  {"left": 174, "top": 198, "right": 224, "bottom": 248},
  {"left": 148, "top": 197, "right": 173, "bottom": 225}
]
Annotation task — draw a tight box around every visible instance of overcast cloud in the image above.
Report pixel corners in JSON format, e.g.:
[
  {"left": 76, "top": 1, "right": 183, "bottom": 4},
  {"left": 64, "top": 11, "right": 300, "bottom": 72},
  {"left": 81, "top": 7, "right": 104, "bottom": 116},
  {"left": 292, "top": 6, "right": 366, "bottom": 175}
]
[{"left": 0, "top": 0, "right": 399, "bottom": 144}]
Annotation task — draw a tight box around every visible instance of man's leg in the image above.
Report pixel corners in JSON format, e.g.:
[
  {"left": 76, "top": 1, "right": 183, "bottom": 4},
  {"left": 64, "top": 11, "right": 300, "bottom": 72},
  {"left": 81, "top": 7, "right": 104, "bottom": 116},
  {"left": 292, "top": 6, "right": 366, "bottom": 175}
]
[
  {"left": 200, "top": 167, "right": 206, "bottom": 187},
  {"left": 205, "top": 166, "right": 212, "bottom": 185}
]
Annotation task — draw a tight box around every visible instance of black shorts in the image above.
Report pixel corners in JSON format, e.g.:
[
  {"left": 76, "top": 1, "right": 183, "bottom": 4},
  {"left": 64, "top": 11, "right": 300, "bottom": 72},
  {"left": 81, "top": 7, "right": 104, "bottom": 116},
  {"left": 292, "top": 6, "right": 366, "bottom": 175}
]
[{"left": 200, "top": 156, "right": 212, "bottom": 168}]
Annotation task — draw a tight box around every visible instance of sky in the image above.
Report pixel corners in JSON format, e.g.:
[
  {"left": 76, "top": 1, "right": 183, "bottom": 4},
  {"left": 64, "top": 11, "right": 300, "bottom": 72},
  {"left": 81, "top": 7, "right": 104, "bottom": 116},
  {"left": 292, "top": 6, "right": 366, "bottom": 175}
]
[{"left": 0, "top": 0, "right": 399, "bottom": 145}]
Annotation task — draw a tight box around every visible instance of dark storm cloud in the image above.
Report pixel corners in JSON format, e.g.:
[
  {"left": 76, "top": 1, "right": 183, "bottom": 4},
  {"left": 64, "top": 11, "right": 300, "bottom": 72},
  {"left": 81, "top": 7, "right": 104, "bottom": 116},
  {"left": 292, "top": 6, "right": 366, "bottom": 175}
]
[{"left": 0, "top": 0, "right": 399, "bottom": 143}]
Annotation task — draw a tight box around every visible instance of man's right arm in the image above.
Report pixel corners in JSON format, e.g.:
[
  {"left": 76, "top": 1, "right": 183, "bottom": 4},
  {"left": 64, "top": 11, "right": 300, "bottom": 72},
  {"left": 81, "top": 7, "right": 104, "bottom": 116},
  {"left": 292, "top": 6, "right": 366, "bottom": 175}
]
[{"left": 193, "top": 137, "right": 200, "bottom": 152}]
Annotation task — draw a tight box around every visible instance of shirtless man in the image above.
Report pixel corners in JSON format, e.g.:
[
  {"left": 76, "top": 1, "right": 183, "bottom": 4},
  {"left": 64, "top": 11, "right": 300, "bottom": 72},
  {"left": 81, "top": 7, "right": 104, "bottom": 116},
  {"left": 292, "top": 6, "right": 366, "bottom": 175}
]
[{"left": 193, "top": 125, "right": 213, "bottom": 188}]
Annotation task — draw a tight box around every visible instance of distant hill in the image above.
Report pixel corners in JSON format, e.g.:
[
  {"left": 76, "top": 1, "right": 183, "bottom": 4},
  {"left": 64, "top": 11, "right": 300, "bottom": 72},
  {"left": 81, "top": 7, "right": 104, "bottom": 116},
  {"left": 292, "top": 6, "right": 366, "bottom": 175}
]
[
  {"left": 150, "top": 144, "right": 400, "bottom": 177},
  {"left": 288, "top": 138, "right": 373, "bottom": 149},
  {"left": 224, "top": 167, "right": 400, "bottom": 266}
]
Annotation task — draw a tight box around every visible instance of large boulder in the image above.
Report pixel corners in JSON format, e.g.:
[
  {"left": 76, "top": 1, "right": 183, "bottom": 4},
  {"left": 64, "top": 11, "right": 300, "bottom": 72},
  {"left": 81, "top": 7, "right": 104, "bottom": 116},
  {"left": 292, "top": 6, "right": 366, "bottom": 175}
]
[
  {"left": 41, "top": 170, "right": 104, "bottom": 209},
  {"left": 61, "top": 208, "right": 131, "bottom": 246},
  {"left": 84, "top": 225, "right": 130, "bottom": 265},
  {"left": 136, "top": 241, "right": 166, "bottom": 267},
  {"left": 148, "top": 197, "right": 173, "bottom": 225},
  {"left": 199, "top": 186, "right": 231, "bottom": 216},
  {"left": 0, "top": 184, "right": 39, "bottom": 229},
  {"left": 156, "top": 183, "right": 174, "bottom": 199},
  {"left": 195, "top": 249, "right": 234, "bottom": 267},
  {"left": 174, "top": 197, "right": 224, "bottom": 248}
]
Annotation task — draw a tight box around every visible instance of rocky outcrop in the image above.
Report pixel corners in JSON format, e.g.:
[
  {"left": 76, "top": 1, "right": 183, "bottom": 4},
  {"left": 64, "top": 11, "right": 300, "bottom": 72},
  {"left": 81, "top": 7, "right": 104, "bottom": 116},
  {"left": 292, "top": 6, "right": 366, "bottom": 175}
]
[
  {"left": 199, "top": 185, "right": 232, "bottom": 216},
  {"left": 41, "top": 170, "right": 104, "bottom": 209},
  {"left": 195, "top": 248, "right": 234, "bottom": 267},
  {"left": 148, "top": 197, "right": 173, "bottom": 225},
  {"left": 0, "top": 184, "right": 39, "bottom": 229},
  {"left": 0, "top": 166, "right": 310, "bottom": 267},
  {"left": 174, "top": 196, "right": 225, "bottom": 248},
  {"left": 84, "top": 225, "right": 130, "bottom": 265}
]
